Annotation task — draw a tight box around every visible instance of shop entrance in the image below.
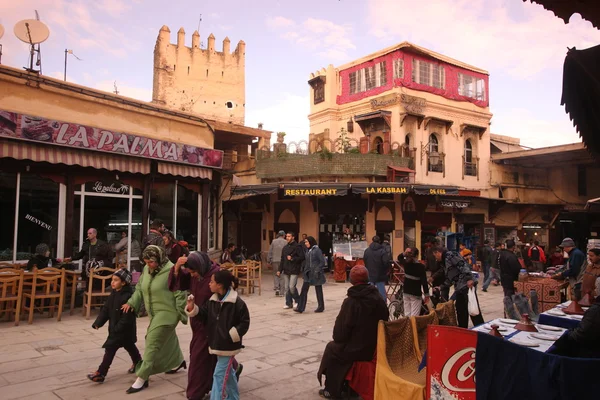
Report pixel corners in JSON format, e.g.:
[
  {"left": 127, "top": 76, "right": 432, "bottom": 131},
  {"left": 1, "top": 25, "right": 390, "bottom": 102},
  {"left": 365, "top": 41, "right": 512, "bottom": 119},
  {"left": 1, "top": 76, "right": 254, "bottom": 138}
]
[
  {"left": 240, "top": 212, "right": 262, "bottom": 257},
  {"left": 74, "top": 182, "right": 143, "bottom": 270}
]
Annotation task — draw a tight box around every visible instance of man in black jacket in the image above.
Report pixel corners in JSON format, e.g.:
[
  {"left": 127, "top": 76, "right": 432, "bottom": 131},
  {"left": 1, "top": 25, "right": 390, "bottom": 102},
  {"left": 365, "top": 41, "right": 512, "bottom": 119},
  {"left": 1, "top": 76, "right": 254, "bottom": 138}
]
[
  {"left": 549, "top": 295, "right": 600, "bottom": 358},
  {"left": 66, "top": 228, "right": 112, "bottom": 278},
  {"left": 363, "top": 236, "right": 392, "bottom": 301},
  {"left": 498, "top": 239, "right": 521, "bottom": 297},
  {"left": 277, "top": 232, "right": 305, "bottom": 309},
  {"left": 317, "top": 265, "right": 389, "bottom": 398}
]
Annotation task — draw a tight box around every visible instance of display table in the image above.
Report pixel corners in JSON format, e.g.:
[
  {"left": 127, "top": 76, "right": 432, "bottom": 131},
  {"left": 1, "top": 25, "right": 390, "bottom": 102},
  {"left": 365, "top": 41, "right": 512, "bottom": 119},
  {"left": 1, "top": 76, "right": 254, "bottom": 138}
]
[
  {"left": 514, "top": 277, "right": 568, "bottom": 312},
  {"left": 538, "top": 301, "right": 585, "bottom": 330},
  {"left": 333, "top": 258, "right": 364, "bottom": 282},
  {"left": 472, "top": 318, "right": 566, "bottom": 353}
]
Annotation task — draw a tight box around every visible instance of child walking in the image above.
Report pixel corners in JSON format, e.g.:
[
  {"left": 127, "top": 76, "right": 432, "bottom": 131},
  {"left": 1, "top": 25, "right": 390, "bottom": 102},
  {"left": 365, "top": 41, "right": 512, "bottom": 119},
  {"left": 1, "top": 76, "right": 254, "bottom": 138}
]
[
  {"left": 87, "top": 268, "right": 141, "bottom": 383},
  {"left": 187, "top": 270, "right": 250, "bottom": 400}
]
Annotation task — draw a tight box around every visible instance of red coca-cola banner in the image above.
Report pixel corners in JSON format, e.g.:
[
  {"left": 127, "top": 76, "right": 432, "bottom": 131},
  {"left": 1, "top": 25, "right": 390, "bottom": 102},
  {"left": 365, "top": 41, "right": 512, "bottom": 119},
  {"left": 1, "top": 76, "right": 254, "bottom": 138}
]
[
  {"left": 0, "top": 110, "right": 223, "bottom": 169},
  {"left": 427, "top": 326, "right": 477, "bottom": 399}
]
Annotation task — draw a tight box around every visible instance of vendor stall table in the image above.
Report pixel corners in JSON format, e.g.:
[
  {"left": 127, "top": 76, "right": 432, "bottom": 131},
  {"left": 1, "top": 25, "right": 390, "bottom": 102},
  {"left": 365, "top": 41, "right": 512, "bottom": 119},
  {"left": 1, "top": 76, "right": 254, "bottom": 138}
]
[
  {"left": 514, "top": 276, "right": 568, "bottom": 312},
  {"left": 333, "top": 258, "right": 364, "bottom": 282},
  {"left": 472, "top": 318, "right": 566, "bottom": 353},
  {"left": 537, "top": 301, "right": 585, "bottom": 330}
]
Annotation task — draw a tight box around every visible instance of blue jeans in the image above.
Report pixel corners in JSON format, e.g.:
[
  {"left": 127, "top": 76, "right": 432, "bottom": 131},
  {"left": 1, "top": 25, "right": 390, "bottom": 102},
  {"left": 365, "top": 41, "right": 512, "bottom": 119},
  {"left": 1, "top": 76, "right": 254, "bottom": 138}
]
[
  {"left": 370, "top": 281, "right": 387, "bottom": 302},
  {"left": 283, "top": 274, "right": 300, "bottom": 307},
  {"left": 211, "top": 356, "right": 239, "bottom": 400}
]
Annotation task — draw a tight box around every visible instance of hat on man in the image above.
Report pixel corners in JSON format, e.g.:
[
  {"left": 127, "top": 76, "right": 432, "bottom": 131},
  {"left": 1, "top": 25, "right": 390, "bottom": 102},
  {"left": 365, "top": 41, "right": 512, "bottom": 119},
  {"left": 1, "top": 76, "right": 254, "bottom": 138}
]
[
  {"left": 559, "top": 238, "right": 576, "bottom": 248},
  {"left": 113, "top": 268, "right": 132, "bottom": 285},
  {"left": 278, "top": 230, "right": 285, "bottom": 237},
  {"left": 349, "top": 265, "right": 369, "bottom": 286}
]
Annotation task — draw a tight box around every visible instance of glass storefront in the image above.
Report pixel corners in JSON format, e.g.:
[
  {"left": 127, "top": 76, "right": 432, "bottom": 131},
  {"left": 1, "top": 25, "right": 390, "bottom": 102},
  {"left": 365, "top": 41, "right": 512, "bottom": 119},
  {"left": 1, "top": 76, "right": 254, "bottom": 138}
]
[{"left": 0, "top": 173, "right": 60, "bottom": 262}]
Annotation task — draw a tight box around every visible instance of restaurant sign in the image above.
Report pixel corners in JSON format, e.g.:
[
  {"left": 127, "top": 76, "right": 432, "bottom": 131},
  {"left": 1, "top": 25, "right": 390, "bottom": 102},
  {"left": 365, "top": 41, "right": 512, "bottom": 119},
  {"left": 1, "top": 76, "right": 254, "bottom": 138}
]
[
  {"left": 370, "top": 93, "right": 399, "bottom": 110},
  {"left": 87, "top": 181, "right": 130, "bottom": 195},
  {"left": 414, "top": 186, "right": 459, "bottom": 196},
  {"left": 352, "top": 184, "right": 410, "bottom": 194},
  {"left": 282, "top": 184, "right": 348, "bottom": 197},
  {"left": 0, "top": 110, "right": 224, "bottom": 169},
  {"left": 440, "top": 199, "right": 470, "bottom": 208},
  {"left": 427, "top": 326, "right": 476, "bottom": 399}
]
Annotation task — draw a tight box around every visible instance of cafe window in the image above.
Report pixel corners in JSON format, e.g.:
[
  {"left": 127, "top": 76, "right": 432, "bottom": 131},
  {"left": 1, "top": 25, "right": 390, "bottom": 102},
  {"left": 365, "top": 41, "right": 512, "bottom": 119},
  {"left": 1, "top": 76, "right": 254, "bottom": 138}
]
[
  {"left": 150, "top": 184, "right": 175, "bottom": 231},
  {"left": 150, "top": 182, "right": 199, "bottom": 248},
  {"left": 0, "top": 173, "right": 60, "bottom": 262}
]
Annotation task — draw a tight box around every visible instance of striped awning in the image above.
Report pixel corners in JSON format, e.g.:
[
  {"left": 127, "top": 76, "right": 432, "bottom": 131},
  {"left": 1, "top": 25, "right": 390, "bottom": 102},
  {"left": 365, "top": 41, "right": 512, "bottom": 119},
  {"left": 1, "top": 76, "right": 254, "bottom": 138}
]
[
  {"left": 0, "top": 139, "right": 151, "bottom": 174},
  {"left": 157, "top": 162, "right": 212, "bottom": 180}
]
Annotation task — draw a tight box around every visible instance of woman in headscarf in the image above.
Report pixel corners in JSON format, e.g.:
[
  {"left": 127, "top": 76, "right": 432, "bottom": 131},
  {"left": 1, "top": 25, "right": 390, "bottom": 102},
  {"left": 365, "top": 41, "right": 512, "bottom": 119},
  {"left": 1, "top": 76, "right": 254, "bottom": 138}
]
[
  {"left": 169, "top": 252, "right": 243, "bottom": 400},
  {"left": 121, "top": 245, "right": 187, "bottom": 394}
]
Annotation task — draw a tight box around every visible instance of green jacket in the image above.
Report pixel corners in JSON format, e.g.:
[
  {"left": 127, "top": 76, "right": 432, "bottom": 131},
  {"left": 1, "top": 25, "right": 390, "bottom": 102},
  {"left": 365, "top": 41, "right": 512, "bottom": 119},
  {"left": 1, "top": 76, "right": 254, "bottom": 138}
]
[{"left": 128, "top": 261, "right": 188, "bottom": 327}]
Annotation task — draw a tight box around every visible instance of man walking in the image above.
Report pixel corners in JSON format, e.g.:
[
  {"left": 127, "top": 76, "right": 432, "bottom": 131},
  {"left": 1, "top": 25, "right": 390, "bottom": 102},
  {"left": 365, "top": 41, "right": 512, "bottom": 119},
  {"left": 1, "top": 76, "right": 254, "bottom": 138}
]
[
  {"left": 433, "top": 246, "right": 484, "bottom": 328},
  {"left": 268, "top": 231, "right": 287, "bottom": 296},
  {"left": 277, "top": 232, "right": 305, "bottom": 309},
  {"left": 552, "top": 237, "right": 586, "bottom": 300},
  {"left": 480, "top": 240, "right": 493, "bottom": 292},
  {"left": 497, "top": 240, "right": 522, "bottom": 297},
  {"left": 363, "top": 236, "right": 392, "bottom": 301}
]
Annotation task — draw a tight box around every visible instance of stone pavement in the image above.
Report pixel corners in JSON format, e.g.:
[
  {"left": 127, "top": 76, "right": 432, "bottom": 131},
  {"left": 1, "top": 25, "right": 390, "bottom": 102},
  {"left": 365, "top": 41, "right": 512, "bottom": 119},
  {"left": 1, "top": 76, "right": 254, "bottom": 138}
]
[{"left": 0, "top": 274, "right": 504, "bottom": 400}]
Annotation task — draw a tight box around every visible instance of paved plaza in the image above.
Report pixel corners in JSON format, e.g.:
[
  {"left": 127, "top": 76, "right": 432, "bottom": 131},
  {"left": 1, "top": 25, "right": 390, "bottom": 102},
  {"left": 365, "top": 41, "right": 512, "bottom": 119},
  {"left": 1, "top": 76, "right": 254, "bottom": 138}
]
[{"left": 0, "top": 274, "right": 504, "bottom": 400}]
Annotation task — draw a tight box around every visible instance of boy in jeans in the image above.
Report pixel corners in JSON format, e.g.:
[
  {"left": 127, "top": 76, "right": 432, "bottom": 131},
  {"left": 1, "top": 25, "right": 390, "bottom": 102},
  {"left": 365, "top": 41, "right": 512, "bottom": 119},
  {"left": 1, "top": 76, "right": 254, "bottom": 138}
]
[{"left": 87, "top": 269, "right": 141, "bottom": 382}]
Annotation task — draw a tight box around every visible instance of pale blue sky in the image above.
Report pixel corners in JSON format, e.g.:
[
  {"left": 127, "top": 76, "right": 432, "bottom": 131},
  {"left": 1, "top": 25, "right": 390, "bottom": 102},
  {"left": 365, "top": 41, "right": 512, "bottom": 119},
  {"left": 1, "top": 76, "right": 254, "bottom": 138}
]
[{"left": 1, "top": 0, "right": 599, "bottom": 147}]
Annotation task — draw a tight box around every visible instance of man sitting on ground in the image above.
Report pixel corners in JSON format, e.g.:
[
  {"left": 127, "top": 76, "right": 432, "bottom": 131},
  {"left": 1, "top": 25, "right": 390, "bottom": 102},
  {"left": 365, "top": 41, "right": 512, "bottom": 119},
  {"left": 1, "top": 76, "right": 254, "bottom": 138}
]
[{"left": 317, "top": 265, "right": 389, "bottom": 399}]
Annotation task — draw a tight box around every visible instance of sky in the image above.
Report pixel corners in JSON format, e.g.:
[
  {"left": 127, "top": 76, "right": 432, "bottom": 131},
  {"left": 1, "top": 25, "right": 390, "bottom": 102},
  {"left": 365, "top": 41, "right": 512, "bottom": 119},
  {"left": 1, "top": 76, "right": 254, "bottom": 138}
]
[{"left": 1, "top": 0, "right": 599, "bottom": 148}]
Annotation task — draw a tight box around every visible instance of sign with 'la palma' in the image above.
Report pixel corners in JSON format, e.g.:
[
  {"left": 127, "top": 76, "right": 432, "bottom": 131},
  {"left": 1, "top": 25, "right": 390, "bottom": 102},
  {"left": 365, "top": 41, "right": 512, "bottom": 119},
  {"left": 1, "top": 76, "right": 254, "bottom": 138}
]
[{"left": 90, "top": 181, "right": 129, "bottom": 195}]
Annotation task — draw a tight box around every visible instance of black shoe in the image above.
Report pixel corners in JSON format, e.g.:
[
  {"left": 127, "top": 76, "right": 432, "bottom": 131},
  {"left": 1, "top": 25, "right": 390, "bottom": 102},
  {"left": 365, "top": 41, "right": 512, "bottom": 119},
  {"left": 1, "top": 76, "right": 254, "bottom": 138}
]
[
  {"left": 235, "top": 363, "right": 243, "bottom": 380},
  {"left": 294, "top": 308, "right": 303, "bottom": 313},
  {"left": 165, "top": 360, "right": 187, "bottom": 374},
  {"left": 275, "top": 290, "right": 280, "bottom": 296},
  {"left": 87, "top": 371, "right": 105, "bottom": 383},
  {"left": 482, "top": 288, "right": 488, "bottom": 292},
  {"left": 314, "top": 308, "right": 324, "bottom": 313},
  {"left": 126, "top": 380, "right": 148, "bottom": 394},
  {"left": 319, "top": 389, "right": 335, "bottom": 398},
  {"left": 128, "top": 363, "right": 137, "bottom": 374}
]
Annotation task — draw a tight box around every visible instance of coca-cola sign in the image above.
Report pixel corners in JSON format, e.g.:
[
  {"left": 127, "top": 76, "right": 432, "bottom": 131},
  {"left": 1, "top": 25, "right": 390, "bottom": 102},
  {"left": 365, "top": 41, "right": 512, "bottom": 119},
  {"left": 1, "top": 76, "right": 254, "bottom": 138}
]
[
  {"left": 0, "top": 110, "right": 224, "bottom": 169},
  {"left": 427, "top": 326, "right": 477, "bottom": 400}
]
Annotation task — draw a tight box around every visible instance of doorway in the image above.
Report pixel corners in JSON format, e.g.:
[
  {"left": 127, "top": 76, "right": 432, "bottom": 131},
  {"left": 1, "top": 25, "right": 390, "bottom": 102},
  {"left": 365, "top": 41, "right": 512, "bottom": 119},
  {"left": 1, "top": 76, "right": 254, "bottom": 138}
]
[{"left": 240, "top": 212, "right": 262, "bottom": 257}]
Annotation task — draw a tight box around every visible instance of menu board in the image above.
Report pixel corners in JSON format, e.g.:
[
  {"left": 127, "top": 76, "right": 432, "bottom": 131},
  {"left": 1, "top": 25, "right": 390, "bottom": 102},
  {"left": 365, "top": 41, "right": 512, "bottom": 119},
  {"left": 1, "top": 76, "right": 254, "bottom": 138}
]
[{"left": 333, "top": 240, "right": 368, "bottom": 259}]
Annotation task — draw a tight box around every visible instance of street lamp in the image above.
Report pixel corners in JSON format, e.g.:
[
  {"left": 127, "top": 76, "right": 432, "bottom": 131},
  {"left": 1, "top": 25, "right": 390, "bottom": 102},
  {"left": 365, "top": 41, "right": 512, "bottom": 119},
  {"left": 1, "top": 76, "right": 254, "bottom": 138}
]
[
  {"left": 420, "top": 139, "right": 440, "bottom": 165},
  {"left": 64, "top": 49, "right": 82, "bottom": 81}
]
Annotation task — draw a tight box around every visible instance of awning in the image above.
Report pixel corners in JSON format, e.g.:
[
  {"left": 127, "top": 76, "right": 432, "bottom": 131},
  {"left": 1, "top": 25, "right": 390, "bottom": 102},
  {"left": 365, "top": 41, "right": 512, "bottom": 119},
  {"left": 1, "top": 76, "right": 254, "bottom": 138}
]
[
  {"left": 352, "top": 183, "right": 411, "bottom": 195},
  {"left": 561, "top": 44, "right": 600, "bottom": 159},
  {"left": 231, "top": 184, "right": 278, "bottom": 196},
  {"left": 282, "top": 183, "right": 349, "bottom": 196},
  {"left": 354, "top": 110, "right": 392, "bottom": 129},
  {"left": 158, "top": 162, "right": 212, "bottom": 180},
  {"left": 0, "top": 139, "right": 150, "bottom": 174},
  {"left": 526, "top": 0, "right": 600, "bottom": 29}
]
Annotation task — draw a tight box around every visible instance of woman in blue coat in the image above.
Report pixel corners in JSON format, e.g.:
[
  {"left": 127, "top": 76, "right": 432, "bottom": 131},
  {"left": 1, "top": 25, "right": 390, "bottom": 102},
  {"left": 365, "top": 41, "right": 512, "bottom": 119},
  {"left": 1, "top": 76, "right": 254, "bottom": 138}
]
[{"left": 295, "top": 236, "right": 326, "bottom": 313}]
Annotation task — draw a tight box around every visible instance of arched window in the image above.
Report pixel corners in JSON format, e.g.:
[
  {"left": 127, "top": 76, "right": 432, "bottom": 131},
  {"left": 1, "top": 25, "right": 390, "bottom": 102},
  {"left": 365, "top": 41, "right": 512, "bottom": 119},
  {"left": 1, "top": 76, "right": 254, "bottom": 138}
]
[
  {"left": 374, "top": 137, "right": 384, "bottom": 154},
  {"left": 428, "top": 134, "right": 438, "bottom": 153},
  {"left": 405, "top": 134, "right": 410, "bottom": 147},
  {"left": 464, "top": 140, "right": 473, "bottom": 163}
]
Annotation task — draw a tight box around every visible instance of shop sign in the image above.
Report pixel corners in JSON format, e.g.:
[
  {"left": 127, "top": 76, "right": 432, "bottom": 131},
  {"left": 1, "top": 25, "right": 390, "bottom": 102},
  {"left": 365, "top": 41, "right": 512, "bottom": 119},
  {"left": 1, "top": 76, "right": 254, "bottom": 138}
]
[
  {"left": 440, "top": 199, "right": 470, "bottom": 208},
  {"left": 414, "top": 187, "right": 459, "bottom": 196},
  {"left": 24, "top": 214, "right": 52, "bottom": 231},
  {"left": 401, "top": 94, "right": 426, "bottom": 114},
  {"left": 0, "top": 110, "right": 224, "bottom": 169},
  {"left": 353, "top": 184, "right": 410, "bottom": 194},
  {"left": 427, "top": 326, "right": 477, "bottom": 399},
  {"left": 89, "top": 181, "right": 129, "bottom": 195},
  {"left": 284, "top": 188, "right": 339, "bottom": 196},
  {"left": 370, "top": 93, "right": 399, "bottom": 110}
]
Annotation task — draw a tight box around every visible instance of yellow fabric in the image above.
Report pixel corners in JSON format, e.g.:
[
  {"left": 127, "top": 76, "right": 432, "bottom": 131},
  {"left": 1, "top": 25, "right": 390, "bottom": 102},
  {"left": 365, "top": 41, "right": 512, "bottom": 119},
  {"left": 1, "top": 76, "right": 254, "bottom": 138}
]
[
  {"left": 435, "top": 300, "right": 458, "bottom": 327},
  {"left": 374, "top": 319, "right": 426, "bottom": 400},
  {"left": 410, "top": 310, "right": 439, "bottom": 363}
]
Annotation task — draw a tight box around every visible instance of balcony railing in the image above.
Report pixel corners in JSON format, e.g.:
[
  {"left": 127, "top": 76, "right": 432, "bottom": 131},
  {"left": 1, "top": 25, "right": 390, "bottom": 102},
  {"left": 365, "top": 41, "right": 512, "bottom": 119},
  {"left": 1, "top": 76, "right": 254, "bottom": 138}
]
[{"left": 462, "top": 156, "right": 479, "bottom": 180}]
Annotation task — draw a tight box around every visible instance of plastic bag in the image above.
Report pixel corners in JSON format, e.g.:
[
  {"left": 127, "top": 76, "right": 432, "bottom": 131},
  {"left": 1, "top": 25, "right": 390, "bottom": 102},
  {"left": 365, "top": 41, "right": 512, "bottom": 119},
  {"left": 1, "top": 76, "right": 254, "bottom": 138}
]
[{"left": 467, "top": 287, "right": 479, "bottom": 316}]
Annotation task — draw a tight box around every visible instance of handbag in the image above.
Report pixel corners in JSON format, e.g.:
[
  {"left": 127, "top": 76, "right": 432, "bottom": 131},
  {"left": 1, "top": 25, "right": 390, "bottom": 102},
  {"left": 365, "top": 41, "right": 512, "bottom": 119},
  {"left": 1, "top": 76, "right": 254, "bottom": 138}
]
[{"left": 467, "top": 287, "right": 480, "bottom": 316}]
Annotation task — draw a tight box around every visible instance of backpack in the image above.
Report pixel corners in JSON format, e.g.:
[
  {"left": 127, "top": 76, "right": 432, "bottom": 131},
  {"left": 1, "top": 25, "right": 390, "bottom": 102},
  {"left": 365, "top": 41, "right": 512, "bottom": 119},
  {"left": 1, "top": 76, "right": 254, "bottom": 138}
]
[{"left": 178, "top": 241, "right": 190, "bottom": 256}]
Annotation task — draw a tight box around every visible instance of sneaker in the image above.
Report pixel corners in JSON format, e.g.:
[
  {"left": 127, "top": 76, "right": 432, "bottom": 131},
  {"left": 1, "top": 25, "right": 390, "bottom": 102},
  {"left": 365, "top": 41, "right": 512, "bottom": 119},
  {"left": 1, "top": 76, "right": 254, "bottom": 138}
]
[
  {"left": 275, "top": 290, "right": 280, "bottom": 296},
  {"left": 87, "top": 371, "right": 105, "bottom": 383},
  {"left": 283, "top": 305, "right": 291, "bottom": 309}
]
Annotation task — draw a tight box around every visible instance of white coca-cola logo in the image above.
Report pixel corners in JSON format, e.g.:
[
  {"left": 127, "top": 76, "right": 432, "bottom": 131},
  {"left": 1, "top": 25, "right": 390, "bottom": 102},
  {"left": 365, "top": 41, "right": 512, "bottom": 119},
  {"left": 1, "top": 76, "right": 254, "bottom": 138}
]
[{"left": 440, "top": 347, "right": 476, "bottom": 392}]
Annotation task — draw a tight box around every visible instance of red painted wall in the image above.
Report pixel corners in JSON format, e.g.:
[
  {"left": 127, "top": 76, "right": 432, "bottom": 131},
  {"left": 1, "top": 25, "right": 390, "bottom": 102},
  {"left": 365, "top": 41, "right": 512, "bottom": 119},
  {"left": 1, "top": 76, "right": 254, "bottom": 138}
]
[{"left": 337, "top": 49, "right": 489, "bottom": 108}]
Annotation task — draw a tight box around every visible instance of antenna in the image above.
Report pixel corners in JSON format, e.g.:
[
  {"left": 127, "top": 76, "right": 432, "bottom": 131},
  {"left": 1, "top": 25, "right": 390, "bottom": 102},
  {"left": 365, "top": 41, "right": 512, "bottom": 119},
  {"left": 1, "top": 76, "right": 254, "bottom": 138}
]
[
  {"left": 13, "top": 12, "right": 49, "bottom": 74},
  {"left": 113, "top": 81, "right": 119, "bottom": 95},
  {"left": 197, "top": 14, "right": 205, "bottom": 48}
]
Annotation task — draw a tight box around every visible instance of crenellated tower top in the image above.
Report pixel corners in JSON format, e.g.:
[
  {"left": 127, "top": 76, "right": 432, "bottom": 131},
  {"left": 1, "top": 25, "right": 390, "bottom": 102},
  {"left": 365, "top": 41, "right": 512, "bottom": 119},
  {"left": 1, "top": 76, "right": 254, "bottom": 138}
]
[{"left": 152, "top": 25, "right": 246, "bottom": 125}]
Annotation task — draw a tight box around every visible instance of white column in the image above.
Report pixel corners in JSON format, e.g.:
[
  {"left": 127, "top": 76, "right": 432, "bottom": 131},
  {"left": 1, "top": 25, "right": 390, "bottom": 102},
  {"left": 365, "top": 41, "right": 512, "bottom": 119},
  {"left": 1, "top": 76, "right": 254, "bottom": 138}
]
[
  {"left": 12, "top": 173, "right": 21, "bottom": 263},
  {"left": 173, "top": 181, "right": 178, "bottom": 236},
  {"left": 127, "top": 186, "right": 133, "bottom": 270},
  {"left": 197, "top": 192, "right": 202, "bottom": 251},
  {"left": 57, "top": 183, "right": 67, "bottom": 259},
  {"left": 78, "top": 185, "right": 85, "bottom": 271}
]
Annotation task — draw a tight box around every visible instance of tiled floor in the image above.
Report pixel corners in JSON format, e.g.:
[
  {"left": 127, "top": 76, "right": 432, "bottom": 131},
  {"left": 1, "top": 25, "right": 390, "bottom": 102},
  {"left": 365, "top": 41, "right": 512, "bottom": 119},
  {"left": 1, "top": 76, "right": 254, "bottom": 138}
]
[{"left": 0, "top": 274, "right": 505, "bottom": 399}]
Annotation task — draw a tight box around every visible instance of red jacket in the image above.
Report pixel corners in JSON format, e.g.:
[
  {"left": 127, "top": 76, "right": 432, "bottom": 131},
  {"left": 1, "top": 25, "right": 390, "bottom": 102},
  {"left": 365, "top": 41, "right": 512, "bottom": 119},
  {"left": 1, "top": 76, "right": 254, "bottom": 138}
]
[{"left": 528, "top": 246, "right": 547, "bottom": 263}]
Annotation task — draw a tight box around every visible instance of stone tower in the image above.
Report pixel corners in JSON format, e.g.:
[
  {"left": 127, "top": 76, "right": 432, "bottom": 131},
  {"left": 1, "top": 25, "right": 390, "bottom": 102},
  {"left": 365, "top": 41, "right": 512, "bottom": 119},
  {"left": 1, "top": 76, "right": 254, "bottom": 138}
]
[{"left": 152, "top": 25, "right": 246, "bottom": 125}]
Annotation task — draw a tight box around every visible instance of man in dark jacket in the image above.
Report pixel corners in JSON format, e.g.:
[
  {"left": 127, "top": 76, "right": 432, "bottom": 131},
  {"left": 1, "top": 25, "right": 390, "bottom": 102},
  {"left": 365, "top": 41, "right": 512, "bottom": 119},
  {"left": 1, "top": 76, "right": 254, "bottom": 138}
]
[
  {"left": 433, "top": 246, "right": 484, "bottom": 328},
  {"left": 66, "top": 228, "right": 112, "bottom": 278},
  {"left": 549, "top": 295, "right": 600, "bottom": 359},
  {"left": 88, "top": 269, "right": 141, "bottom": 382},
  {"left": 552, "top": 237, "right": 586, "bottom": 300},
  {"left": 317, "top": 265, "right": 389, "bottom": 398},
  {"left": 363, "top": 236, "right": 392, "bottom": 301},
  {"left": 498, "top": 239, "right": 521, "bottom": 297},
  {"left": 143, "top": 219, "right": 165, "bottom": 251},
  {"left": 480, "top": 240, "right": 493, "bottom": 291},
  {"left": 277, "top": 232, "right": 305, "bottom": 309}
]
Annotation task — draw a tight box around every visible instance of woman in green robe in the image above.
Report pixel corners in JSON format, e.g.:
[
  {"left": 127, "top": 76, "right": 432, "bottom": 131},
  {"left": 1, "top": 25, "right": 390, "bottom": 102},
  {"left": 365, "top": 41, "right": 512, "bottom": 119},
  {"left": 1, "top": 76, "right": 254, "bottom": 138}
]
[{"left": 121, "top": 245, "right": 187, "bottom": 394}]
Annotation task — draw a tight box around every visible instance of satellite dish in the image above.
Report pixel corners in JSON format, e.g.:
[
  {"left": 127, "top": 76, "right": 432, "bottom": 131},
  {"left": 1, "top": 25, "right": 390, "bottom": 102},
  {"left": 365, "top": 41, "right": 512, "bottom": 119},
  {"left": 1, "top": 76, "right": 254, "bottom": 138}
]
[
  {"left": 0, "top": 24, "right": 5, "bottom": 40},
  {"left": 13, "top": 19, "right": 49, "bottom": 44}
]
